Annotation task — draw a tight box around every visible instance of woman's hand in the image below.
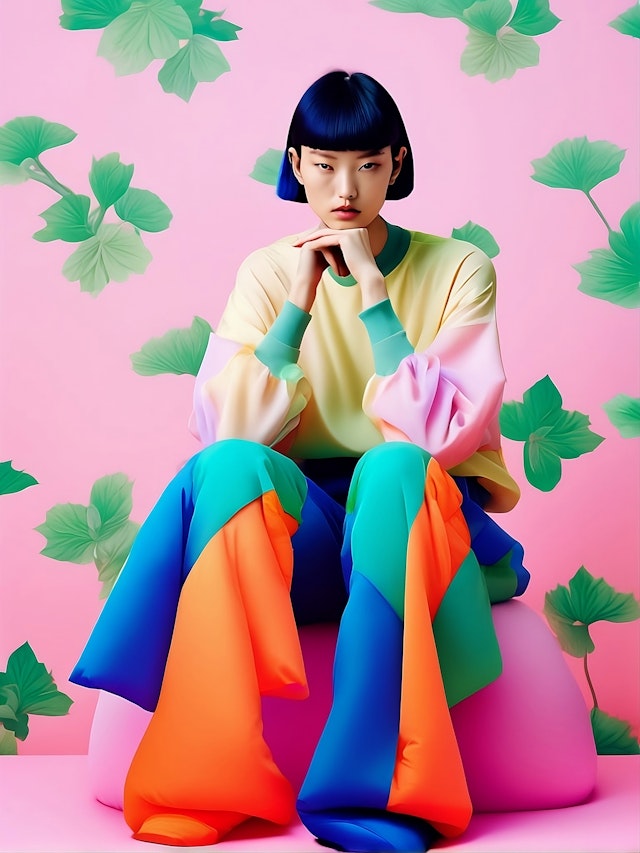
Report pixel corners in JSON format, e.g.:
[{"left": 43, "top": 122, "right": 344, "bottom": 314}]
[{"left": 291, "top": 227, "right": 388, "bottom": 310}]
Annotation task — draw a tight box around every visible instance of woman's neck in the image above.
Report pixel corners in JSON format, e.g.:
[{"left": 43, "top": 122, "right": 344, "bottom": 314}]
[{"left": 367, "top": 215, "right": 388, "bottom": 256}]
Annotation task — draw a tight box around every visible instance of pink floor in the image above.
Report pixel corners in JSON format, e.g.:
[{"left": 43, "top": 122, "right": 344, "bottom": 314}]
[{"left": 0, "top": 755, "right": 638, "bottom": 853}]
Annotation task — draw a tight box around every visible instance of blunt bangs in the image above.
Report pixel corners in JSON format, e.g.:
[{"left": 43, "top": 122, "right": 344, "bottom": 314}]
[{"left": 277, "top": 71, "right": 414, "bottom": 203}]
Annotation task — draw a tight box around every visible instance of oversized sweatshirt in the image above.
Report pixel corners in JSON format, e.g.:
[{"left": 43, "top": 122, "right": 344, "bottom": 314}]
[{"left": 190, "top": 222, "right": 520, "bottom": 513}]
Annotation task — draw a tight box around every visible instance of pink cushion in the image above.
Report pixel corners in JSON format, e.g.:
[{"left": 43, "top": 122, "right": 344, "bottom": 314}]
[{"left": 88, "top": 601, "right": 597, "bottom": 813}]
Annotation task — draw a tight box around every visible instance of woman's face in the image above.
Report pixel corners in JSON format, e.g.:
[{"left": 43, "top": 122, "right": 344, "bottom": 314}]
[{"left": 289, "top": 145, "right": 406, "bottom": 230}]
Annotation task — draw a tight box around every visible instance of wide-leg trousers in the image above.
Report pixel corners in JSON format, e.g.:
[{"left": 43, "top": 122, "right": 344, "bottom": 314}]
[{"left": 71, "top": 439, "right": 528, "bottom": 842}]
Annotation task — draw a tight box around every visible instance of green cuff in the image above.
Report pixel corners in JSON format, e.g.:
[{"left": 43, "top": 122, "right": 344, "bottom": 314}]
[
  {"left": 255, "top": 300, "right": 311, "bottom": 377},
  {"left": 360, "top": 298, "right": 414, "bottom": 376}
]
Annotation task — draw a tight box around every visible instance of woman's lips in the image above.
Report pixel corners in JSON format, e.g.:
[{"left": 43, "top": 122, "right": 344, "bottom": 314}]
[{"left": 332, "top": 207, "right": 360, "bottom": 220}]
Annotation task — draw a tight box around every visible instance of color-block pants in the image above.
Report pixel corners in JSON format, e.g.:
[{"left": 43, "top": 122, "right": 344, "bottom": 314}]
[{"left": 71, "top": 439, "right": 528, "bottom": 842}]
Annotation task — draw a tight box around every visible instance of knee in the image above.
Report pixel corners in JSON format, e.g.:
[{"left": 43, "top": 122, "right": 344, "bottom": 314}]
[
  {"left": 195, "top": 439, "right": 272, "bottom": 478},
  {"left": 355, "top": 442, "right": 433, "bottom": 493}
]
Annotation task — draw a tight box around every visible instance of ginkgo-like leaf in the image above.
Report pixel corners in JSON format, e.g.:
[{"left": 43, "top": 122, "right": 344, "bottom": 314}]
[
  {"left": 95, "top": 519, "right": 139, "bottom": 598},
  {"left": 460, "top": 26, "right": 540, "bottom": 81},
  {"left": 602, "top": 394, "right": 640, "bottom": 438},
  {"left": 609, "top": 4, "right": 640, "bottom": 39},
  {"left": 451, "top": 221, "right": 500, "bottom": 257},
  {"left": 0, "top": 117, "right": 76, "bottom": 166},
  {"left": 0, "top": 461, "right": 38, "bottom": 496},
  {"left": 157, "top": 34, "right": 229, "bottom": 101},
  {"left": 60, "top": 0, "right": 132, "bottom": 29},
  {"left": 369, "top": 0, "right": 430, "bottom": 12},
  {"left": 89, "top": 473, "right": 134, "bottom": 541},
  {"left": 371, "top": 0, "right": 479, "bottom": 15},
  {"left": 32, "top": 194, "right": 94, "bottom": 243},
  {"left": 250, "top": 149, "right": 283, "bottom": 186},
  {"left": 591, "top": 708, "right": 640, "bottom": 755},
  {"left": 544, "top": 566, "right": 640, "bottom": 657},
  {"left": 574, "top": 203, "right": 640, "bottom": 308},
  {"left": 62, "top": 222, "right": 152, "bottom": 296},
  {"left": 0, "top": 726, "right": 17, "bottom": 755},
  {"left": 35, "top": 503, "right": 95, "bottom": 563},
  {"left": 531, "top": 137, "right": 626, "bottom": 193},
  {"left": 131, "top": 315, "right": 213, "bottom": 375},
  {"left": 98, "top": 0, "right": 192, "bottom": 76},
  {"left": 114, "top": 187, "right": 172, "bottom": 231},
  {"left": 509, "top": 0, "right": 561, "bottom": 36},
  {"left": 89, "top": 153, "right": 134, "bottom": 209},
  {"left": 0, "top": 643, "right": 73, "bottom": 719},
  {"left": 463, "top": 0, "right": 511, "bottom": 35},
  {"left": 192, "top": 10, "right": 242, "bottom": 40},
  {"left": 500, "top": 375, "right": 604, "bottom": 491},
  {"left": 0, "top": 162, "right": 30, "bottom": 185}
]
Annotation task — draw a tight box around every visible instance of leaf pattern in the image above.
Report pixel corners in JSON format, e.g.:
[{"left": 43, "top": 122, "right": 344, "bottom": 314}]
[{"left": 500, "top": 376, "right": 605, "bottom": 491}]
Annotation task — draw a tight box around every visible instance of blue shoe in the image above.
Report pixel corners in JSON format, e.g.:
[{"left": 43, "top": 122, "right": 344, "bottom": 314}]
[{"left": 298, "top": 807, "right": 436, "bottom": 853}]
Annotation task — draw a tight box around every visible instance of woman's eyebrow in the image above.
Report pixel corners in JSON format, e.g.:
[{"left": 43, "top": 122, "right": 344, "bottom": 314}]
[{"left": 307, "top": 149, "right": 386, "bottom": 158}]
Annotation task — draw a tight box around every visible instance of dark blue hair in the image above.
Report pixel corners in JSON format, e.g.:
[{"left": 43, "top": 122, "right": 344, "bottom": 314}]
[{"left": 276, "top": 70, "right": 414, "bottom": 203}]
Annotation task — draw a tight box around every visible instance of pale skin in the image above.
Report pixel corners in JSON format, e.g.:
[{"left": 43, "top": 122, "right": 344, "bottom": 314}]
[{"left": 287, "top": 145, "right": 407, "bottom": 313}]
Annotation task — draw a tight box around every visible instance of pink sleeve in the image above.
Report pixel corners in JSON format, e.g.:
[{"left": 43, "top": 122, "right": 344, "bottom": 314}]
[
  {"left": 362, "top": 251, "right": 505, "bottom": 470},
  {"left": 188, "top": 332, "right": 310, "bottom": 448}
]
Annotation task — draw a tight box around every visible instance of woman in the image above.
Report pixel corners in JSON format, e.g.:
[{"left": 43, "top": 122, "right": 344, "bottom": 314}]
[{"left": 71, "top": 70, "right": 528, "bottom": 852}]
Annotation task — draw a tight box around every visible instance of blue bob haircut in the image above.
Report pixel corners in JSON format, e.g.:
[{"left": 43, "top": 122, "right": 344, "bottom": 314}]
[{"left": 276, "top": 70, "right": 414, "bottom": 203}]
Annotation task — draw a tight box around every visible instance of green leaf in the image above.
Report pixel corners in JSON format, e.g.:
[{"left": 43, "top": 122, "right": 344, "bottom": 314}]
[
  {"left": 524, "top": 429, "right": 562, "bottom": 490},
  {"left": 131, "top": 315, "right": 213, "bottom": 375},
  {"left": 574, "top": 203, "right": 640, "bottom": 309},
  {"left": 544, "top": 566, "right": 640, "bottom": 657},
  {"left": 0, "top": 117, "right": 76, "bottom": 166},
  {"left": 35, "top": 503, "right": 95, "bottom": 563},
  {"left": 0, "top": 461, "right": 38, "bottom": 496},
  {"left": 192, "top": 10, "right": 242, "bottom": 40},
  {"left": 157, "top": 34, "right": 229, "bottom": 101},
  {"left": 95, "top": 520, "right": 139, "bottom": 598},
  {"left": 89, "top": 473, "right": 134, "bottom": 541},
  {"left": 2, "top": 643, "right": 73, "bottom": 718},
  {"left": 0, "top": 686, "right": 19, "bottom": 724},
  {"left": 609, "top": 4, "right": 640, "bottom": 39},
  {"left": 250, "top": 149, "right": 283, "bottom": 186},
  {"left": 371, "top": 0, "right": 476, "bottom": 16},
  {"left": 60, "top": 0, "right": 132, "bottom": 29},
  {"left": 501, "top": 376, "right": 604, "bottom": 491},
  {"left": 89, "top": 153, "right": 134, "bottom": 209},
  {"left": 174, "top": 0, "right": 202, "bottom": 17},
  {"left": 531, "top": 137, "right": 626, "bottom": 192},
  {"left": 369, "top": 0, "right": 430, "bottom": 12},
  {"left": 509, "top": 0, "right": 560, "bottom": 36},
  {"left": 62, "top": 222, "right": 152, "bottom": 296},
  {"left": 591, "top": 708, "right": 640, "bottom": 755},
  {"left": 114, "top": 187, "right": 173, "bottom": 231},
  {"left": 98, "top": 0, "right": 192, "bottom": 76},
  {"left": 0, "top": 162, "right": 30, "bottom": 185},
  {"left": 603, "top": 394, "right": 640, "bottom": 438},
  {"left": 460, "top": 26, "right": 539, "bottom": 81},
  {"left": 463, "top": 0, "right": 512, "bottom": 35},
  {"left": 0, "top": 726, "right": 18, "bottom": 755},
  {"left": 32, "top": 194, "right": 94, "bottom": 243},
  {"left": 451, "top": 220, "right": 500, "bottom": 257}
]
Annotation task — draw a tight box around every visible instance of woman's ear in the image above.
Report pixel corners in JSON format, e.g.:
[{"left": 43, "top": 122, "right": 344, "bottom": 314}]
[
  {"left": 288, "top": 147, "right": 303, "bottom": 184},
  {"left": 389, "top": 146, "right": 407, "bottom": 186}
]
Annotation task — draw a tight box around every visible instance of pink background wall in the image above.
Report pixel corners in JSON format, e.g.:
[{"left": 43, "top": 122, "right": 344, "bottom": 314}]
[{"left": 0, "top": 1, "right": 638, "bottom": 754}]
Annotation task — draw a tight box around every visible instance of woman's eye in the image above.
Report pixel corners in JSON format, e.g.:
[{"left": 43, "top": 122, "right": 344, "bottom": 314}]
[
  {"left": 360, "top": 162, "right": 378, "bottom": 171},
  {"left": 316, "top": 163, "right": 332, "bottom": 171}
]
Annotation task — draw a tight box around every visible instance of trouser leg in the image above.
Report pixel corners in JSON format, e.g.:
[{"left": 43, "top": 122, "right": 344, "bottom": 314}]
[
  {"left": 298, "top": 443, "right": 498, "bottom": 852},
  {"left": 119, "top": 440, "right": 309, "bottom": 844}
]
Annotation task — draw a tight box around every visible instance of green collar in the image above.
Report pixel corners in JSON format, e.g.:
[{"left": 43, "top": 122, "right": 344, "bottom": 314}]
[{"left": 327, "top": 221, "right": 411, "bottom": 287}]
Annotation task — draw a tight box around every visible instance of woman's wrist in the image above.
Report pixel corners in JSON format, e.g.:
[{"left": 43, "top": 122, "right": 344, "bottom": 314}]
[
  {"left": 289, "top": 278, "right": 317, "bottom": 313},
  {"left": 359, "top": 273, "right": 387, "bottom": 309}
]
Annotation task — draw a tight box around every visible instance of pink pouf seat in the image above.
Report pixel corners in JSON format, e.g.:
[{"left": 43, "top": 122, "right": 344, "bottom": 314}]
[{"left": 88, "top": 600, "right": 597, "bottom": 813}]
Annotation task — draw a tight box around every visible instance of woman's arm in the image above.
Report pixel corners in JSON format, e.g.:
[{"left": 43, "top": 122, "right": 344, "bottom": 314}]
[
  {"left": 189, "top": 250, "right": 313, "bottom": 448},
  {"left": 361, "top": 250, "right": 506, "bottom": 471}
]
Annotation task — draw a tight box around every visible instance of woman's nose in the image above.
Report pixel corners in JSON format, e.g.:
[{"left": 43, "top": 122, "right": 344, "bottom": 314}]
[{"left": 337, "top": 173, "right": 357, "bottom": 200}]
